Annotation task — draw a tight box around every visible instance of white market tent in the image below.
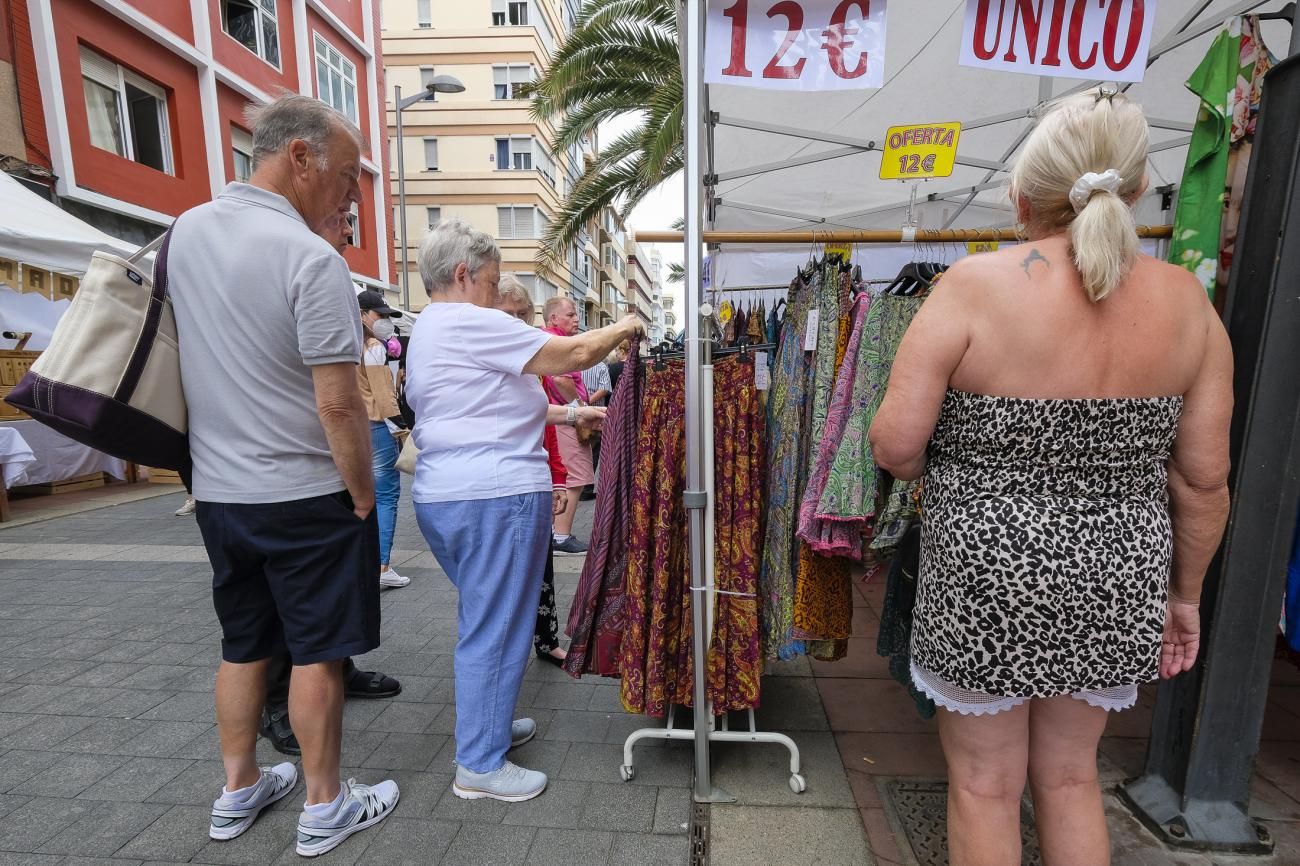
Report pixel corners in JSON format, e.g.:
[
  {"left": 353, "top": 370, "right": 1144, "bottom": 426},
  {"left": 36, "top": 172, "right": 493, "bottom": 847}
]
[
  {"left": 700, "top": 0, "right": 1298, "bottom": 286},
  {"left": 652, "top": 0, "right": 1299, "bottom": 806}
]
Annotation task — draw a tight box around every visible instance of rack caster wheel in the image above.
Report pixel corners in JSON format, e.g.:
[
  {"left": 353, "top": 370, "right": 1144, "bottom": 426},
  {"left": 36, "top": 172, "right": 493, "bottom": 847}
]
[
  {"left": 620, "top": 765, "right": 635, "bottom": 782},
  {"left": 789, "top": 773, "right": 807, "bottom": 794}
]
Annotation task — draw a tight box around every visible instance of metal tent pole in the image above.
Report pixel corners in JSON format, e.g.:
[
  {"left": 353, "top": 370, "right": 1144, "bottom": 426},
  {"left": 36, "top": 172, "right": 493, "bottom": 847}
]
[
  {"left": 1120, "top": 51, "right": 1300, "bottom": 854},
  {"left": 680, "top": 0, "right": 719, "bottom": 804}
]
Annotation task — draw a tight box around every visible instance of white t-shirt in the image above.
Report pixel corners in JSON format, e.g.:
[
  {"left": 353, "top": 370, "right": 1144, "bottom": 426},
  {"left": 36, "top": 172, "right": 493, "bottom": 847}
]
[{"left": 406, "top": 303, "right": 553, "bottom": 503}]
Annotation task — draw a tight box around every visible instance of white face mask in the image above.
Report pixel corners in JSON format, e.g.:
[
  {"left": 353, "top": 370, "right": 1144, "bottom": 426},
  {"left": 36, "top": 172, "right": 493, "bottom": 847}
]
[{"left": 371, "top": 318, "right": 395, "bottom": 340}]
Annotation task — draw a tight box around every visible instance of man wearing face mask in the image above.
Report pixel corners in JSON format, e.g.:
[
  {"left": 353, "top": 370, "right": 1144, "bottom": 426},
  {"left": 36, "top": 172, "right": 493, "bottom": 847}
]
[{"left": 356, "top": 289, "right": 410, "bottom": 589}]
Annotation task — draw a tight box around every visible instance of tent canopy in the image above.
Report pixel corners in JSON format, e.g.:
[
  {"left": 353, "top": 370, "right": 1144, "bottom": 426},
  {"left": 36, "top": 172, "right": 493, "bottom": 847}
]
[
  {"left": 0, "top": 172, "right": 140, "bottom": 275},
  {"left": 706, "top": 0, "right": 1295, "bottom": 234}
]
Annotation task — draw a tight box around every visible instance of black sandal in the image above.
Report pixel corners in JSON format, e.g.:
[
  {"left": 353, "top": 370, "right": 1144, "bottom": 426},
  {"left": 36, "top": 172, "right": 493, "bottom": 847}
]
[{"left": 344, "top": 668, "right": 403, "bottom": 699}]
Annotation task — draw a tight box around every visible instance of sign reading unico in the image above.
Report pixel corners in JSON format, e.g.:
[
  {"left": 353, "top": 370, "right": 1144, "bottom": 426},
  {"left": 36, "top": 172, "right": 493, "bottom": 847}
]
[
  {"left": 880, "top": 122, "right": 961, "bottom": 180},
  {"left": 959, "top": 0, "right": 1158, "bottom": 83}
]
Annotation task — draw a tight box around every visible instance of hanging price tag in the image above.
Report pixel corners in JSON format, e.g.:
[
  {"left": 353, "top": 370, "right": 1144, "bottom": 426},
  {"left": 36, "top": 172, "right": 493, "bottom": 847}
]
[
  {"left": 879, "top": 122, "right": 961, "bottom": 180},
  {"left": 754, "top": 353, "right": 770, "bottom": 390},
  {"left": 967, "top": 241, "right": 999, "bottom": 254},
  {"left": 705, "top": 0, "right": 888, "bottom": 91},
  {"left": 804, "top": 308, "right": 820, "bottom": 351}
]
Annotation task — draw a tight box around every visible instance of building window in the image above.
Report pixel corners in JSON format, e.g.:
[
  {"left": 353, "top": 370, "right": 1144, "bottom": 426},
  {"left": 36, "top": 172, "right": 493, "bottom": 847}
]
[
  {"left": 419, "top": 66, "right": 437, "bottom": 100},
  {"left": 221, "top": 0, "right": 280, "bottom": 67},
  {"left": 423, "top": 138, "right": 438, "bottom": 170},
  {"left": 495, "top": 137, "right": 532, "bottom": 171},
  {"left": 492, "top": 0, "right": 529, "bottom": 25},
  {"left": 79, "top": 47, "right": 174, "bottom": 174},
  {"left": 492, "top": 64, "right": 533, "bottom": 100},
  {"left": 314, "top": 35, "right": 358, "bottom": 124},
  {"left": 533, "top": 142, "right": 555, "bottom": 188},
  {"left": 417, "top": 0, "right": 432, "bottom": 27},
  {"left": 345, "top": 202, "right": 360, "bottom": 248},
  {"left": 427, "top": 206, "right": 441, "bottom": 228},
  {"left": 231, "top": 126, "right": 254, "bottom": 183},
  {"left": 497, "top": 205, "right": 542, "bottom": 239}
]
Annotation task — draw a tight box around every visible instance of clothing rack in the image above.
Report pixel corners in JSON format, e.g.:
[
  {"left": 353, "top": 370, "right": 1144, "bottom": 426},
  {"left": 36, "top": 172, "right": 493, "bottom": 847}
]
[{"left": 637, "top": 225, "right": 1173, "bottom": 244}]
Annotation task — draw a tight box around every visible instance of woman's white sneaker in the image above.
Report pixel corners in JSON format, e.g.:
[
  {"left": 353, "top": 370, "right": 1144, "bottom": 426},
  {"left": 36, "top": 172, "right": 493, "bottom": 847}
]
[
  {"left": 379, "top": 567, "right": 410, "bottom": 588},
  {"left": 296, "top": 778, "right": 399, "bottom": 857},
  {"left": 452, "top": 761, "right": 547, "bottom": 802},
  {"left": 209, "top": 763, "right": 298, "bottom": 840}
]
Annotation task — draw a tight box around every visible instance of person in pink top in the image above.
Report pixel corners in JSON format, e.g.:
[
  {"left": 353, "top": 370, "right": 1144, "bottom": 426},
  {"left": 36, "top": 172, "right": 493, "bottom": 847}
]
[{"left": 540, "top": 296, "right": 595, "bottom": 555}]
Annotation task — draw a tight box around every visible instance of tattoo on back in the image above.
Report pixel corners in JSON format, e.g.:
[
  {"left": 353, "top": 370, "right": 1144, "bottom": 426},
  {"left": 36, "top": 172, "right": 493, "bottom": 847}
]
[{"left": 1021, "top": 248, "right": 1049, "bottom": 277}]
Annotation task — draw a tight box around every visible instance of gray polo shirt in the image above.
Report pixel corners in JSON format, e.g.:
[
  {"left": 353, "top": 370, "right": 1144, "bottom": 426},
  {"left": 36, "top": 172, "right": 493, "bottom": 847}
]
[{"left": 168, "top": 183, "right": 362, "bottom": 503}]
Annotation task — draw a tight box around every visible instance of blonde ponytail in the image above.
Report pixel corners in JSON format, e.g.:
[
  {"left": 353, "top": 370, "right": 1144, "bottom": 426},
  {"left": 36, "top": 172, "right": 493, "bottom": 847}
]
[
  {"left": 1068, "top": 190, "right": 1138, "bottom": 302},
  {"left": 1009, "top": 89, "right": 1149, "bottom": 303}
]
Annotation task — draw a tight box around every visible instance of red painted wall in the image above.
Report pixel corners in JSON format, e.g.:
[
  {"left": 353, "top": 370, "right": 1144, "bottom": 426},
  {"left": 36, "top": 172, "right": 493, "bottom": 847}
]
[
  {"left": 216, "top": 82, "right": 253, "bottom": 184},
  {"left": 340, "top": 167, "right": 380, "bottom": 276},
  {"left": 122, "top": 0, "right": 194, "bottom": 44},
  {"left": 7, "top": 0, "right": 51, "bottom": 170},
  {"left": 316, "top": 0, "right": 365, "bottom": 40},
  {"left": 210, "top": 0, "right": 298, "bottom": 95},
  {"left": 371, "top": 0, "right": 395, "bottom": 283},
  {"left": 54, "top": 0, "right": 209, "bottom": 215}
]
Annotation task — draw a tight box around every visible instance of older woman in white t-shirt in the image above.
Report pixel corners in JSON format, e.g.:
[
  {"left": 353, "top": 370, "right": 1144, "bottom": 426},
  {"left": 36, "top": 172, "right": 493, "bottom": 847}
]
[{"left": 406, "top": 220, "right": 640, "bottom": 804}]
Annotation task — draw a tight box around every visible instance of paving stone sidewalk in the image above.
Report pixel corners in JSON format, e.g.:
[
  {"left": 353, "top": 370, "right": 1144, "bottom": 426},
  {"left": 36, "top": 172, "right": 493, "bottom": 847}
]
[{"left": 0, "top": 487, "right": 696, "bottom": 865}]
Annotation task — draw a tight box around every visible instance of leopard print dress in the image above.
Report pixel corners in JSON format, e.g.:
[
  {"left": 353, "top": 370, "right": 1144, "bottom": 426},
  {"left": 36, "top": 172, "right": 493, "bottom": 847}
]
[{"left": 910, "top": 389, "right": 1183, "bottom": 703}]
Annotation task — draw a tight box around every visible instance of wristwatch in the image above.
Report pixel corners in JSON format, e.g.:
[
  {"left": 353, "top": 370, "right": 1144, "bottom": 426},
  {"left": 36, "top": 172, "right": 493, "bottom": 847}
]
[{"left": 565, "top": 405, "right": 578, "bottom": 426}]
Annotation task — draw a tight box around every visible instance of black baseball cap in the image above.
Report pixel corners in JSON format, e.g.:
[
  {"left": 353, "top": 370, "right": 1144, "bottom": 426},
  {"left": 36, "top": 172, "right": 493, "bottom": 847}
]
[{"left": 357, "top": 290, "right": 400, "bottom": 317}]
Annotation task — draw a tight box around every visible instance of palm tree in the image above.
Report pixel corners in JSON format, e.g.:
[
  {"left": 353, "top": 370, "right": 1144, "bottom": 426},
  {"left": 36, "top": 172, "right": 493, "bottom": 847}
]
[{"left": 526, "top": 0, "right": 682, "bottom": 265}]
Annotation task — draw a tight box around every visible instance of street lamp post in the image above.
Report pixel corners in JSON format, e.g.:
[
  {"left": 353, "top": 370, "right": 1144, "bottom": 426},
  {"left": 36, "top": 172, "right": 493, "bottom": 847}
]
[{"left": 394, "top": 75, "right": 465, "bottom": 311}]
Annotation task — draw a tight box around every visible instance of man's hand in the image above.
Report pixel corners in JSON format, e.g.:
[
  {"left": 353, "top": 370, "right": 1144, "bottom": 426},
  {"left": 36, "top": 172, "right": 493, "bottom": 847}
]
[
  {"left": 552, "top": 489, "right": 567, "bottom": 516},
  {"left": 353, "top": 496, "right": 375, "bottom": 521},
  {"left": 617, "top": 315, "right": 645, "bottom": 341}
]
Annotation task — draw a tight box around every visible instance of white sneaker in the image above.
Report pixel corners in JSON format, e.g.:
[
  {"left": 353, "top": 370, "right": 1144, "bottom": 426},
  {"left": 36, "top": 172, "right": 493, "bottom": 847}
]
[
  {"left": 175, "top": 498, "right": 197, "bottom": 517},
  {"left": 510, "top": 718, "right": 536, "bottom": 748},
  {"left": 209, "top": 763, "right": 297, "bottom": 840},
  {"left": 296, "top": 778, "right": 400, "bottom": 858},
  {"left": 379, "top": 567, "right": 410, "bottom": 588},
  {"left": 453, "top": 761, "right": 547, "bottom": 803}
]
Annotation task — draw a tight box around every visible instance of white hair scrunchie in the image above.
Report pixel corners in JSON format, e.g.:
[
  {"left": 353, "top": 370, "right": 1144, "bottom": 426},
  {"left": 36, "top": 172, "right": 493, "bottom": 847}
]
[{"left": 1069, "top": 169, "right": 1124, "bottom": 213}]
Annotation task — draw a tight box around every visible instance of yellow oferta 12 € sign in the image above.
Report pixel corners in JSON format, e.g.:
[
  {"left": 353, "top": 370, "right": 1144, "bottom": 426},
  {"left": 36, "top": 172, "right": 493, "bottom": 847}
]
[{"left": 880, "top": 122, "right": 961, "bottom": 181}]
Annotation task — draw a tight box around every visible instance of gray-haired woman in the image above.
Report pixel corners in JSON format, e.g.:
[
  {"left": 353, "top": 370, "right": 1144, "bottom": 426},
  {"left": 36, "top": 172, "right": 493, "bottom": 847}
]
[{"left": 405, "top": 220, "right": 639, "bottom": 802}]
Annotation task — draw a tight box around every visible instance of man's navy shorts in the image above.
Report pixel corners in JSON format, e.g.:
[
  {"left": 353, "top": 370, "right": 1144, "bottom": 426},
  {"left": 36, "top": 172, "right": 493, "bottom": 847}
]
[{"left": 196, "top": 490, "right": 381, "bottom": 665}]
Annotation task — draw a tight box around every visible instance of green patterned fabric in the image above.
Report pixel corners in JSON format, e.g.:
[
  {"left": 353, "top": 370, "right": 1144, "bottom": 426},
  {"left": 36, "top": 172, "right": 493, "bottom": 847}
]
[{"left": 1169, "top": 21, "right": 1246, "bottom": 299}]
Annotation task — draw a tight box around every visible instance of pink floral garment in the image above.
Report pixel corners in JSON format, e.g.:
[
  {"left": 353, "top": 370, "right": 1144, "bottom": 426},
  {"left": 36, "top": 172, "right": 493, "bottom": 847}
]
[{"left": 796, "top": 293, "right": 871, "bottom": 558}]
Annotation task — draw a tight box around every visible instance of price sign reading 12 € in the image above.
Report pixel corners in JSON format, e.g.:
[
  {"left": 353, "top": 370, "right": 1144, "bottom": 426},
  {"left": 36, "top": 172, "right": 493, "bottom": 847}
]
[
  {"left": 879, "top": 122, "right": 961, "bottom": 180},
  {"left": 705, "top": 0, "right": 887, "bottom": 91}
]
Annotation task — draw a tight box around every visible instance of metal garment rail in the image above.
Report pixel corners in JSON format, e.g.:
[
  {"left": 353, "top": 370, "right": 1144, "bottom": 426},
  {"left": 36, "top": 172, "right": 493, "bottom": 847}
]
[{"left": 635, "top": 226, "right": 1173, "bottom": 244}]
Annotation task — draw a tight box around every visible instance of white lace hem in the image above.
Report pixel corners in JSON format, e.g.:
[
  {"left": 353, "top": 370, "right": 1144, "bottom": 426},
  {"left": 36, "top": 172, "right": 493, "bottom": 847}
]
[{"left": 910, "top": 662, "right": 1139, "bottom": 717}]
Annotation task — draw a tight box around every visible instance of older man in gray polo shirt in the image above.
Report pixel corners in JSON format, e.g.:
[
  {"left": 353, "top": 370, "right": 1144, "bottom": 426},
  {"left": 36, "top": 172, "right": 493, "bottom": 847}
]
[{"left": 168, "top": 95, "right": 397, "bottom": 858}]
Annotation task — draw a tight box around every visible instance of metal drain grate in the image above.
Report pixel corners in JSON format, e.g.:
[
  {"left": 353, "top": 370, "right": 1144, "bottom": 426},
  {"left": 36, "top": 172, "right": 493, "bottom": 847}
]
[
  {"left": 689, "top": 800, "right": 711, "bottom": 866},
  {"left": 882, "top": 780, "right": 1043, "bottom": 866}
]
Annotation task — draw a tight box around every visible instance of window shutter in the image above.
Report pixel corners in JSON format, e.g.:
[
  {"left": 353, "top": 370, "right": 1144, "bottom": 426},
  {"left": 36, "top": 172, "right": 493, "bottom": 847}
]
[
  {"left": 79, "top": 47, "right": 119, "bottom": 89},
  {"left": 514, "top": 206, "right": 533, "bottom": 237},
  {"left": 418, "top": 0, "right": 432, "bottom": 24},
  {"left": 498, "top": 207, "right": 513, "bottom": 238},
  {"left": 423, "top": 139, "right": 438, "bottom": 169},
  {"left": 427, "top": 207, "right": 441, "bottom": 227}
]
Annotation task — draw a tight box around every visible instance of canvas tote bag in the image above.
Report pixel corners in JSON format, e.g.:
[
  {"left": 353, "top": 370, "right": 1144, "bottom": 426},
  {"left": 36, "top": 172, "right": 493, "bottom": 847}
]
[{"left": 5, "top": 230, "right": 189, "bottom": 471}]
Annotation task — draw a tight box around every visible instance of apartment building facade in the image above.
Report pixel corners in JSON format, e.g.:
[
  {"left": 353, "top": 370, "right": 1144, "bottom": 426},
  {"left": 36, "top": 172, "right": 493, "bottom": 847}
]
[
  {"left": 625, "top": 238, "right": 656, "bottom": 329},
  {"left": 383, "top": 0, "right": 599, "bottom": 315},
  {"left": 0, "top": 0, "right": 394, "bottom": 288}
]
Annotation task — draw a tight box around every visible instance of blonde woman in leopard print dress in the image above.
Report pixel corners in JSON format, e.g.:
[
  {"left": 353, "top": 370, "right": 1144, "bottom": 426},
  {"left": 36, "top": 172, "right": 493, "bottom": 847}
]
[{"left": 869, "top": 90, "right": 1232, "bottom": 866}]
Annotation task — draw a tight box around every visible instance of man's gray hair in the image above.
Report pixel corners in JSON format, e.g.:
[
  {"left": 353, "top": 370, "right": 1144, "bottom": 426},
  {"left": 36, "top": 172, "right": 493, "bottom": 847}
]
[
  {"left": 245, "top": 94, "right": 364, "bottom": 170},
  {"left": 419, "top": 219, "right": 501, "bottom": 293}
]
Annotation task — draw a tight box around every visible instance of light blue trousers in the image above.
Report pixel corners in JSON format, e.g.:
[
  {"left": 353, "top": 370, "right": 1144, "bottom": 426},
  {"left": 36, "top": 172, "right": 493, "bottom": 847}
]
[
  {"left": 370, "top": 421, "right": 400, "bottom": 566},
  {"left": 415, "top": 492, "right": 549, "bottom": 773}
]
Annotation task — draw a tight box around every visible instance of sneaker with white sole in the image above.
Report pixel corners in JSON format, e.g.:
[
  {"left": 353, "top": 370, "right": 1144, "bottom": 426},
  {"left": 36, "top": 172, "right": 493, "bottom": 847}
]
[
  {"left": 379, "top": 568, "right": 410, "bottom": 588},
  {"left": 295, "top": 778, "right": 399, "bottom": 858},
  {"left": 175, "top": 498, "right": 197, "bottom": 517},
  {"left": 552, "top": 536, "right": 588, "bottom": 556},
  {"left": 453, "top": 761, "right": 547, "bottom": 802},
  {"left": 510, "top": 718, "right": 536, "bottom": 748},
  {"left": 209, "top": 763, "right": 298, "bottom": 841}
]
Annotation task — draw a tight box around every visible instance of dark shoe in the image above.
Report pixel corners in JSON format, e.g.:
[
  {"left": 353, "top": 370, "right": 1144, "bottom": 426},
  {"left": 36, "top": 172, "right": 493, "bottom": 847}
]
[
  {"left": 552, "top": 536, "right": 588, "bottom": 555},
  {"left": 534, "top": 649, "right": 565, "bottom": 668},
  {"left": 345, "top": 667, "right": 403, "bottom": 700},
  {"left": 258, "top": 706, "right": 300, "bottom": 757},
  {"left": 579, "top": 486, "right": 596, "bottom": 501}
]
